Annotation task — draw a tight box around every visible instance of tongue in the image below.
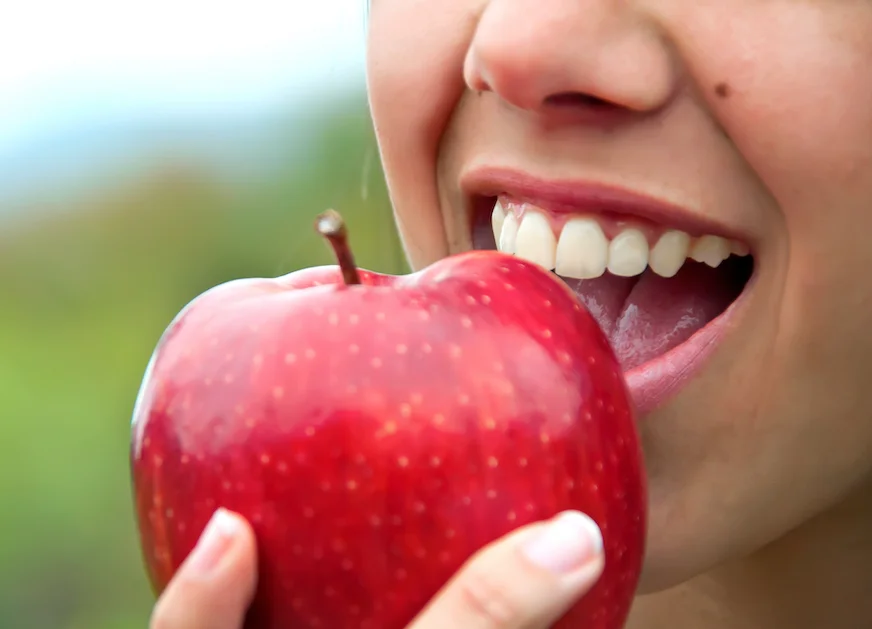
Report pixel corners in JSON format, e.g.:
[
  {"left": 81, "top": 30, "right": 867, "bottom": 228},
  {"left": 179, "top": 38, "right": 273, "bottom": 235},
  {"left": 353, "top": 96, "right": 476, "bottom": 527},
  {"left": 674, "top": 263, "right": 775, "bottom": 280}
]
[{"left": 560, "top": 261, "right": 742, "bottom": 371}]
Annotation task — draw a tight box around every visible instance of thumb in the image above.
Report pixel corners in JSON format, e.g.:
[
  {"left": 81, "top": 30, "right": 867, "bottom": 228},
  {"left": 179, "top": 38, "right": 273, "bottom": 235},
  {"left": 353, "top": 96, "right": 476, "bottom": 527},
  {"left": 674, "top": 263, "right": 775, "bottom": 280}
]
[
  {"left": 409, "top": 510, "right": 605, "bottom": 629},
  {"left": 150, "top": 508, "right": 258, "bottom": 629}
]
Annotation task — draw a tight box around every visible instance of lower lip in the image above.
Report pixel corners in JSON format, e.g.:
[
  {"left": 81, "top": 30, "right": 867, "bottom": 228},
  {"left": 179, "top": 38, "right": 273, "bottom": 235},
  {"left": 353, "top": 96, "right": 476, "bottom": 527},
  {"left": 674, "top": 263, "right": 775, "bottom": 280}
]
[{"left": 623, "top": 271, "right": 756, "bottom": 416}]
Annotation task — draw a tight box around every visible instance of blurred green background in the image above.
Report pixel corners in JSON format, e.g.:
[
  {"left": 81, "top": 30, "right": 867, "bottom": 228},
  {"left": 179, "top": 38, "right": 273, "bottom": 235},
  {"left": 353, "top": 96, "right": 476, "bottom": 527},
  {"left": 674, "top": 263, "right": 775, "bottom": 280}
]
[{"left": 1, "top": 4, "right": 405, "bottom": 627}]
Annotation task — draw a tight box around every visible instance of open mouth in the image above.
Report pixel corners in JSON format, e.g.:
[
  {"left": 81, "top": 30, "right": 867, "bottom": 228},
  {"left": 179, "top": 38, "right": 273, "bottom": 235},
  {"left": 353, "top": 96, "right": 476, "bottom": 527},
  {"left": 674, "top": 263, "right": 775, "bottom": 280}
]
[{"left": 469, "top": 192, "right": 756, "bottom": 412}]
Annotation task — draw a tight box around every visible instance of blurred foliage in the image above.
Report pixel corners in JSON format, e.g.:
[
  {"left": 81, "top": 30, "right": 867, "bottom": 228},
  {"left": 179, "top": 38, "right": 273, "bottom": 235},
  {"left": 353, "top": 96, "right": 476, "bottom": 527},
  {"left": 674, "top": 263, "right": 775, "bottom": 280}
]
[{"left": 0, "top": 90, "right": 406, "bottom": 629}]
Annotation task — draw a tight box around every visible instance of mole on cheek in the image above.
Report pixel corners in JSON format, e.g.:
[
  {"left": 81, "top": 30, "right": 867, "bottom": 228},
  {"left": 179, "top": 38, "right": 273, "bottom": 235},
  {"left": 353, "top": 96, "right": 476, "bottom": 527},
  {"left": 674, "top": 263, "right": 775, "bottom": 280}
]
[{"left": 715, "top": 82, "right": 731, "bottom": 99}]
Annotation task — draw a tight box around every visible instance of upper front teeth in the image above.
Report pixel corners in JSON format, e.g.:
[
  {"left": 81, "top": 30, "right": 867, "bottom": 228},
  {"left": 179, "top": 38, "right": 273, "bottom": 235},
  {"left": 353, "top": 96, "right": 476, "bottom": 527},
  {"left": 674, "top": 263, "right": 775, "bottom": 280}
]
[{"left": 491, "top": 201, "right": 748, "bottom": 279}]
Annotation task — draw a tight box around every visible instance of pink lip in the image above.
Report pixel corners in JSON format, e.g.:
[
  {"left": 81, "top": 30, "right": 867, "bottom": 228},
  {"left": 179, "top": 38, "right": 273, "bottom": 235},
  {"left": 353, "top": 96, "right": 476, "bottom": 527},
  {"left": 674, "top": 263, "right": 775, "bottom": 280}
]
[
  {"left": 461, "top": 166, "right": 750, "bottom": 241},
  {"left": 462, "top": 165, "right": 757, "bottom": 417}
]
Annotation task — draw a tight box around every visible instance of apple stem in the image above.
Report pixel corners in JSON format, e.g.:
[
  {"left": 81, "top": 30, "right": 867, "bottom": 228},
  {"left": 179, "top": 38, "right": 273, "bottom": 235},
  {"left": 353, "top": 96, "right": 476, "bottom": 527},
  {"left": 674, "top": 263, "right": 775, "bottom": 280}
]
[{"left": 315, "top": 210, "right": 362, "bottom": 286}]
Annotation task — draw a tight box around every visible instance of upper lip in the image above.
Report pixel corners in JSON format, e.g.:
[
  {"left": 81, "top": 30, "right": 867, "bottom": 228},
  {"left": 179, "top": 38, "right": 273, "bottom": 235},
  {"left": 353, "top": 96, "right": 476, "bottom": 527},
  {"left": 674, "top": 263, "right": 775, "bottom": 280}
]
[{"left": 461, "top": 166, "right": 750, "bottom": 242}]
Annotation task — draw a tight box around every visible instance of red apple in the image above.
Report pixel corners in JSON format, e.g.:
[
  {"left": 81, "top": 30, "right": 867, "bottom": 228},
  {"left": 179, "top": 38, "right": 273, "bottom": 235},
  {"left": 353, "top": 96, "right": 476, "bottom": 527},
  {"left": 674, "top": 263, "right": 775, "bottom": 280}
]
[{"left": 130, "top": 210, "right": 646, "bottom": 629}]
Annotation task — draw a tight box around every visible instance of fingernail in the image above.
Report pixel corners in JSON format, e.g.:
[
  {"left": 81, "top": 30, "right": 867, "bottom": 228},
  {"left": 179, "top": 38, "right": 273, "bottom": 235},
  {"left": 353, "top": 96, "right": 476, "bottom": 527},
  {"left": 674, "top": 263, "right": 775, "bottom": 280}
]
[
  {"left": 188, "top": 508, "right": 241, "bottom": 575},
  {"left": 521, "top": 511, "right": 604, "bottom": 574}
]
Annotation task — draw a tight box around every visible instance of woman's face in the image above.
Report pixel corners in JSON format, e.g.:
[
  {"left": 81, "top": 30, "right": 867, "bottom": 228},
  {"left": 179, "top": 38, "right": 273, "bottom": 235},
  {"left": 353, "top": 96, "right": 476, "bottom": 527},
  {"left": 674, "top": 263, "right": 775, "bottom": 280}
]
[{"left": 365, "top": 0, "right": 872, "bottom": 592}]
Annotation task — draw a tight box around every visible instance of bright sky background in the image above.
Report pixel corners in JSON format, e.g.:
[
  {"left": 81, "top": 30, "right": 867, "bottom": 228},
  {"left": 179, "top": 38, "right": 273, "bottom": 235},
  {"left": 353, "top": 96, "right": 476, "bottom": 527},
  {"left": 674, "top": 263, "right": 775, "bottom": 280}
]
[{"left": 0, "top": 0, "right": 367, "bottom": 152}]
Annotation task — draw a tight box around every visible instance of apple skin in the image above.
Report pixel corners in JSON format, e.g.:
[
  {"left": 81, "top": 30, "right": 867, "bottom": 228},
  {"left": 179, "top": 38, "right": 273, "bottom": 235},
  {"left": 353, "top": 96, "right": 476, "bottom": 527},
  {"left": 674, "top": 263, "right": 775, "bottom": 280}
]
[{"left": 130, "top": 249, "right": 646, "bottom": 629}]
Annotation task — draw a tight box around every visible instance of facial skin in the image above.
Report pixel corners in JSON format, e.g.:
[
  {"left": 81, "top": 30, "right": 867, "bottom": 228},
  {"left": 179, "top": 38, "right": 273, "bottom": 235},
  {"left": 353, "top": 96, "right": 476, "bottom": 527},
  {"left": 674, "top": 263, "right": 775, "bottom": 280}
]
[{"left": 366, "top": 1, "right": 872, "bottom": 627}]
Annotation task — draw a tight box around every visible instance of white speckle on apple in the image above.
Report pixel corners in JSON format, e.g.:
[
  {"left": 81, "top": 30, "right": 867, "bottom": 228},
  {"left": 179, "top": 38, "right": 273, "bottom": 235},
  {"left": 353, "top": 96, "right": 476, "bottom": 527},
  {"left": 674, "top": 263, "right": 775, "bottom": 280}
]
[
  {"left": 422, "top": 342, "right": 433, "bottom": 353},
  {"left": 221, "top": 481, "right": 232, "bottom": 491},
  {"left": 314, "top": 307, "right": 324, "bottom": 316},
  {"left": 592, "top": 483, "right": 600, "bottom": 493},
  {"left": 310, "top": 616, "right": 323, "bottom": 628},
  {"left": 350, "top": 605, "right": 361, "bottom": 616},
  {"left": 252, "top": 354, "right": 263, "bottom": 367},
  {"left": 482, "top": 417, "right": 496, "bottom": 430},
  {"left": 465, "top": 295, "right": 476, "bottom": 305},
  {"left": 209, "top": 338, "right": 219, "bottom": 347},
  {"left": 525, "top": 502, "right": 535, "bottom": 512},
  {"left": 500, "top": 266, "right": 510, "bottom": 273},
  {"left": 305, "top": 349, "right": 316, "bottom": 360},
  {"left": 487, "top": 489, "right": 497, "bottom": 499},
  {"left": 204, "top": 378, "right": 213, "bottom": 386},
  {"left": 277, "top": 461, "right": 288, "bottom": 473},
  {"left": 396, "top": 343, "right": 408, "bottom": 355},
  {"left": 400, "top": 404, "right": 412, "bottom": 418},
  {"left": 177, "top": 522, "right": 187, "bottom": 533},
  {"left": 416, "top": 547, "right": 427, "bottom": 558},
  {"left": 165, "top": 508, "right": 174, "bottom": 519},
  {"left": 245, "top": 417, "right": 256, "bottom": 429},
  {"left": 561, "top": 412, "right": 572, "bottom": 423},
  {"left": 328, "top": 312, "right": 339, "bottom": 325},
  {"left": 292, "top": 596, "right": 304, "bottom": 609},
  {"left": 398, "top": 455, "right": 410, "bottom": 468},
  {"left": 461, "top": 497, "right": 471, "bottom": 506},
  {"left": 284, "top": 353, "right": 297, "bottom": 364},
  {"left": 410, "top": 392, "right": 423, "bottom": 405},
  {"left": 376, "top": 312, "right": 386, "bottom": 321},
  {"left": 223, "top": 374, "right": 234, "bottom": 384},
  {"left": 544, "top": 299, "right": 552, "bottom": 308},
  {"left": 430, "top": 456, "right": 442, "bottom": 467},
  {"left": 225, "top": 353, "right": 234, "bottom": 362},
  {"left": 396, "top": 569, "right": 407, "bottom": 580},
  {"left": 342, "top": 559, "right": 354, "bottom": 571},
  {"left": 292, "top": 546, "right": 303, "bottom": 557},
  {"left": 557, "top": 351, "right": 571, "bottom": 365},
  {"left": 504, "top": 283, "right": 515, "bottom": 290},
  {"left": 384, "top": 421, "right": 397, "bottom": 434},
  {"left": 446, "top": 528, "right": 456, "bottom": 538},
  {"left": 143, "top": 437, "right": 151, "bottom": 448},
  {"left": 331, "top": 538, "right": 346, "bottom": 552},
  {"left": 508, "top": 511, "right": 517, "bottom": 522},
  {"left": 320, "top": 481, "right": 331, "bottom": 491},
  {"left": 346, "top": 479, "right": 358, "bottom": 491},
  {"left": 540, "top": 433, "right": 551, "bottom": 444},
  {"left": 450, "top": 344, "right": 462, "bottom": 358},
  {"left": 461, "top": 316, "right": 473, "bottom": 329},
  {"left": 584, "top": 411, "right": 593, "bottom": 422},
  {"left": 349, "top": 344, "right": 360, "bottom": 354},
  {"left": 519, "top": 457, "right": 528, "bottom": 467},
  {"left": 346, "top": 384, "right": 358, "bottom": 394},
  {"left": 272, "top": 387, "right": 284, "bottom": 400},
  {"left": 371, "top": 357, "right": 383, "bottom": 368},
  {"left": 482, "top": 294, "right": 492, "bottom": 304},
  {"left": 566, "top": 479, "right": 575, "bottom": 490},
  {"left": 324, "top": 586, "right": 336, "bottom": 597},
  {"left": 458, "top": 393, "right": 470, "bottom": 405},
  {"left": 439, "top": 551, "right": 451, "bottom": 563},
  {"left": 259, "top": 453, "right": 271, "bottom": 465},
  {"left": 303, "top": 507, "right": 315, "bottom": 518},
  {"left": 433, "top": 413, "right": 445, "bottom": 426},
  {"left": 152, "top": 455, "right": 164, "bottom": 468},
  {"left": 370, "top": 515, "right": 382, "bottom": 527},
  {"left": 487, "top": 456, "right": 499, "bottom": 468},
  {"left": 413, "top": 501, "right": 426, "bottom": 513},
  {"left": 304, "top": 427, "right": 315, "bottom": 437},
  {"left": 179, "top": 454, "right": 189, "bottom": 465},
  {"left": 419, "top": 311, "right": 430, "bottom": 322}
]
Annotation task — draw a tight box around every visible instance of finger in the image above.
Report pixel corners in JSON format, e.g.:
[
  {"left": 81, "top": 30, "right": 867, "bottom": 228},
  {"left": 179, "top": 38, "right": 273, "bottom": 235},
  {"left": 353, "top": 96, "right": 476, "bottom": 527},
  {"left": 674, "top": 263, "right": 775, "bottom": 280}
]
[
  {"left": 150, "top": 508, "right": 258, "bottom": 629},
  {"left": 409, "top": 510, "right": 605, "bottom": 629}
]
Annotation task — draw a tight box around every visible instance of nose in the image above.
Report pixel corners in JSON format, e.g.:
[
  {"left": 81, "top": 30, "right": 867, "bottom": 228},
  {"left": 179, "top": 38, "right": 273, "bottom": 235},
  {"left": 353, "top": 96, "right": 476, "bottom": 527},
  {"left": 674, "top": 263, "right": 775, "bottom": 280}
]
[{"left": 464, "top": 0, "right": 677, "bottom": 118}]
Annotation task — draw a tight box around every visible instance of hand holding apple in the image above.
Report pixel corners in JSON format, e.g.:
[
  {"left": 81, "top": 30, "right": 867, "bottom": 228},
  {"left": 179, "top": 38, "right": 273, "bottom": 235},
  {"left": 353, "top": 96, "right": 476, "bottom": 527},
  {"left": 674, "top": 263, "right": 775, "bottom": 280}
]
[{"left": 130, "top": 210, "right": 647, "bottom": 629}]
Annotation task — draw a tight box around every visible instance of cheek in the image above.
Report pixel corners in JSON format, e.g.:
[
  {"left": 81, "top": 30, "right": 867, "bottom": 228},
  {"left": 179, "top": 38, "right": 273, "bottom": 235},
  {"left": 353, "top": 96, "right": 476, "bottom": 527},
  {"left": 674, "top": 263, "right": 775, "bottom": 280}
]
[
  {"left": 676, "top": 1, "right": 872, "bottom": 366},
  {"left": 367, "top": 0, "right": 482, "bottom": 269}
]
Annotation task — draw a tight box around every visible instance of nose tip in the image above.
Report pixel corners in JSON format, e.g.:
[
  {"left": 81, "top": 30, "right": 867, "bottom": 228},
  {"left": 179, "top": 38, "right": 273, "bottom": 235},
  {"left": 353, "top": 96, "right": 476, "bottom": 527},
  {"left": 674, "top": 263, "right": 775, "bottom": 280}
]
[{"left": 464, "top": 1, "right": 677, "bottom": 117}]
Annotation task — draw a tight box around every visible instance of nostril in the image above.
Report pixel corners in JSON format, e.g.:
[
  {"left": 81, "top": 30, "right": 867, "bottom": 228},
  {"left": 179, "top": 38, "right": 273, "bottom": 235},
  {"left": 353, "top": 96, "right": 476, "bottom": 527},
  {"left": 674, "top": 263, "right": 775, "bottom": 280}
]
[{"left": 545, "top": 92, "right": 617, "bottom": 109}]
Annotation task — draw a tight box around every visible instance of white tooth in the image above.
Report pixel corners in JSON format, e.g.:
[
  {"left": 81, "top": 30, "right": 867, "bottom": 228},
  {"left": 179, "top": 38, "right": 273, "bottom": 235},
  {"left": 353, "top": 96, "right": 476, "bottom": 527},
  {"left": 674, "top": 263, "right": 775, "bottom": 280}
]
[
  {"left": 492, "top": 201, "right": 506, "bottom": 245},
  {"left": 690, "top": 235, "right": 731, "bottom": 267},
  {"left": 649, "top": 230, "right": 691, "bottom": 278},
  {"left": 514, "top": 211, "right": 556, "bottom": 270},
  {"left": 608, "top": 228, "right": 649, "bottom": 277},
  {"left": 554, "top": 217, "right": 609, "bottom": 279},
  {"left": 499, "top": 211, "right": 519, "bottom": 253},
  {"left": 730, "top": 240, "right": 750, "bottom": 257}
]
